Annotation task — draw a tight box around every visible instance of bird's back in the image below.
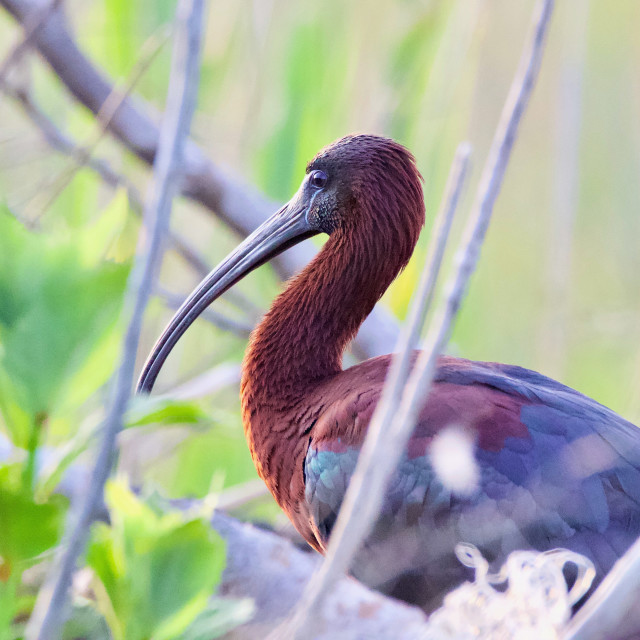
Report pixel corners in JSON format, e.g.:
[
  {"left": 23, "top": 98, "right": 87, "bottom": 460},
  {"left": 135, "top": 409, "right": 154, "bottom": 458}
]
[{"left": 303, "top": 355, "right": 640, "bottom": 611}]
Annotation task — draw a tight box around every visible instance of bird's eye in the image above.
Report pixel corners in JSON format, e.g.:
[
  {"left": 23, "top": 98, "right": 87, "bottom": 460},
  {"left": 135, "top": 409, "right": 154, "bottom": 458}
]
[{"left": 309, "top": 170, "right": 328, "bottom": 190}]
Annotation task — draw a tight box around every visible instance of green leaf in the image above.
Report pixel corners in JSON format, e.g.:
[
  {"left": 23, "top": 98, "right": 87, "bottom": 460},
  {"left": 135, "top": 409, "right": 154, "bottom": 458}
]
[
  {"left": 88, "top": 482, "right": 229, "bottom": 640},
  {"left": 125, "top": 396, "right": 208, "bottom": 428},
  {"left": 159, "top": 425, "right": 258, "bottom": 498},
  {"left": 0, "top": 575, "right": 20, "bottom": 640},
  {"left": 61, "top": 603, "right": 111, "bottom": 640},
  {"left": 0, "top": 464, "right": 66, "bottom": 574},
  {"left": 0, "top": 207, "right": 130, "bottom": 443}
]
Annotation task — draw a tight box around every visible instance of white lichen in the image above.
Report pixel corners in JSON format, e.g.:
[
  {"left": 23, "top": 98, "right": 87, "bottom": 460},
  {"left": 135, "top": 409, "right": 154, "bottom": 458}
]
[{"left": 423, "top": 544, "right": 596, "bottom": 640}]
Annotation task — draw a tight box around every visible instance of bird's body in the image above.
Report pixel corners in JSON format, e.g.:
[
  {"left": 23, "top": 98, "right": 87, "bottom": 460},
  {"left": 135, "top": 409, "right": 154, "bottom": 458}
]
[{"left": 139, "top": 134, "right": 640, "bottom": 612}]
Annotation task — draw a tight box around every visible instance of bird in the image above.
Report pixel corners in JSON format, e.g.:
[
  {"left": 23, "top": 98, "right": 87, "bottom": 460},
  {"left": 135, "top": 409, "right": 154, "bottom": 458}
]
[{"left": 138, "top": 134, "right": 640, "bottom": 612}]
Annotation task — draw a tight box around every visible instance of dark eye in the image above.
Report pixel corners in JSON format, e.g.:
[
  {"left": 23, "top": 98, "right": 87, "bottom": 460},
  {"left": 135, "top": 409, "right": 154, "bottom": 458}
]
[{"left": 309, "top": 170, "right": 328, "bottom": 190}]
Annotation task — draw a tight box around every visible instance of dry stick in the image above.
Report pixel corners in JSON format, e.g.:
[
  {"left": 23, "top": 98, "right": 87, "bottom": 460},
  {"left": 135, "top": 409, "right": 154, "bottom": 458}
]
[
  {"left": 563, "top": 535, "right": 640, "bottom": 640},
  {"left": 23, "top": 1, "right": 206, "bottom": 638},
  {"left": 0, "top": 0, "right": 399, "bottom": 360},
  {"left": 280, "top": 1, "right": 555, "bottom": 637}
]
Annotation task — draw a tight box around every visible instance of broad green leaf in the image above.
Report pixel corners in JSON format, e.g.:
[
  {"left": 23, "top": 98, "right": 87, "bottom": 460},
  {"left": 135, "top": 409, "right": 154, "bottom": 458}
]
[
  {"left": 0, "top": 464, "right": 66, "bottom": 574},
  {"left": 0, "top": 207, "right": 130, "bottom": 443},
  {"left": 159, "top": 426, "right": 257, "bottom": 498},
  {"left": 88, "top": 482, "right": 228, "bottom": 640},
  {"left": 125, "top": 396, "right": 208, "bottom": 428}
]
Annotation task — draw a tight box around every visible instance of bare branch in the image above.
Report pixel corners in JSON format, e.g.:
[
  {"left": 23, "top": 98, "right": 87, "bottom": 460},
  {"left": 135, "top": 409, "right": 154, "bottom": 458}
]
[
  {"left": 0, "top": 0, "right": 399, "bottom": 359},
  {"left": 281, "top": 0, "right": 555, "bottom": 636},
  {"left": 213, "top": 512, "right": 431, "bottom": 640},
  {"left": 24, "top": 2, "right": 206, "bottom": 637}
]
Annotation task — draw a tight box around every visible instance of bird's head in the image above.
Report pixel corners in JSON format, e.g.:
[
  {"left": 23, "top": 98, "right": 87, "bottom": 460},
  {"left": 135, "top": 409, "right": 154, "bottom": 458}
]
[
  {"left": 137, "top": 134, "right": 424, "bottom": 393},
  {"left": 304, "top": 134, "right": 424, "bottom": 239}
]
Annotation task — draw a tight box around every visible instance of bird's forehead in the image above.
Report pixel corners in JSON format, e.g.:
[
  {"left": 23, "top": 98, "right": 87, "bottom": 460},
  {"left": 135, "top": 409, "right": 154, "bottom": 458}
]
[{"left": 306, "top": 134, "right": 399, "bottom": 175}]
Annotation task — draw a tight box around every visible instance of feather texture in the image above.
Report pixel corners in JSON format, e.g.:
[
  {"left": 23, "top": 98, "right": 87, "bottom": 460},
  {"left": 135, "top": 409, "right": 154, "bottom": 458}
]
[{"left": 302, "top": 357, "right": 640, "bottom": 610}]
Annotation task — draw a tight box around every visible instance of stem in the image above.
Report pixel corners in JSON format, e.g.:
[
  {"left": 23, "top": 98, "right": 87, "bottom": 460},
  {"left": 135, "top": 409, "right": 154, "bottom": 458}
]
[{"left": 22, "top": 411, "right": 46, "bottom": 492}]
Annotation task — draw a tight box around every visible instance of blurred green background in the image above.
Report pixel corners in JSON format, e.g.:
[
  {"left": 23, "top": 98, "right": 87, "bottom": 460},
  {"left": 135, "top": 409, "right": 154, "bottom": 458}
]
[{"left": 0, "top": 0, "right": 638, "bottom": 634}]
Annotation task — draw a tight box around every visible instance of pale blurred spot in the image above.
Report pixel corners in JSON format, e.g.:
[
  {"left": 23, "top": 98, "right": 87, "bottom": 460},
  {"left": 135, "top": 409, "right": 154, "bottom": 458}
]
[
  {"left": 561, "top": 433, "right": 617, "bottom": 479},
  {"left": 430, "top": 426, "right": 479, "bottom": 496}
]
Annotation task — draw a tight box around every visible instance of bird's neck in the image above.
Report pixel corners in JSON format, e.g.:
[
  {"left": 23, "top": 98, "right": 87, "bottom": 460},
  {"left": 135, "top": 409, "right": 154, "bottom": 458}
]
[
  {"left": 240, "top": 231, "right": 400, "bottom": 513},
  {"left": 241, "top": 231, "right": 399, "bottom": 414}
]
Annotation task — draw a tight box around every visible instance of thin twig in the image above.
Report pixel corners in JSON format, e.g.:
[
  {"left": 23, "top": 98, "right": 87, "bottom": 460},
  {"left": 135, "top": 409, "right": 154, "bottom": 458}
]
[
  {"left": 159, "top": 287, "right": 254, "bottom": 338},
  {"left": 563, "top": 535, "right": 640, "bottom": 640},
  {"left": 280, "top": 1, "right": 554, "bottom": 636},
  {"left": 215, "top": 478, "right": 269, "bottom": 511},
  {"left": 0, "top": 0, "right": 60, "bottom": 93},
  {"left": 24, "top": 2, "right": 206, "bottom": 638},
  {"left": 7, "top": 82, "right": 145, "bottom": 208},
  {"left": 0, "top": 0, "right": 399, "bottom": 360},
  {"left": 25, "top": 23, "right": 171, "bottom": 221},
  {"left": 163, "top": 363, "right": 242, "bottom": 401}
]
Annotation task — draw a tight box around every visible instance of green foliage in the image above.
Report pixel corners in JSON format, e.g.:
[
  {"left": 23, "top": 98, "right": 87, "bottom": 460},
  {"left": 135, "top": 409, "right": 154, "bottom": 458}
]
[
  {"left": 36, "top": 394, "right": 209, "bottom": 501},
  {"left": 0, "top": 463, "right": 67, "bottom": 638},
  {"left": 0, "top": 191, "right": 244, "bottom": 636},
  {"left": 87, "top": 482, "right": 246, "bottom": 640},
  {"left": 125, "top": 395, "right": 209, "bottom": 429},
  {"left": 0, "top": 464, "right": 66, "bottom": 572},
  {"left": 0, "top": 205, "right": 130, "bottom": 447}
]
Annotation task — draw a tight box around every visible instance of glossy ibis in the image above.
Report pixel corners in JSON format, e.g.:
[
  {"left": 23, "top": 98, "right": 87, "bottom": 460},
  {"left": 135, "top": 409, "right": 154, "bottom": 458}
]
[{"left": 138, "top": 134, "right": 640, "bottom": 611}]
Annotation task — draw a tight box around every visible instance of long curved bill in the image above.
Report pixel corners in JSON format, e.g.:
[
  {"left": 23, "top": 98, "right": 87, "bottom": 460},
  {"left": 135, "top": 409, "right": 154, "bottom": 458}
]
[{"left": 137, "top": 198, "right": 317, "bottom": 394}]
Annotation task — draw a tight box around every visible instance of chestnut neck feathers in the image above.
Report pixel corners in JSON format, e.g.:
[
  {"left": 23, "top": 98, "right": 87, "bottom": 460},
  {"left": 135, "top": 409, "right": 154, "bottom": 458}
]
[{"left": 241, "top": 136, "right": 425, "bottom": 418}]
